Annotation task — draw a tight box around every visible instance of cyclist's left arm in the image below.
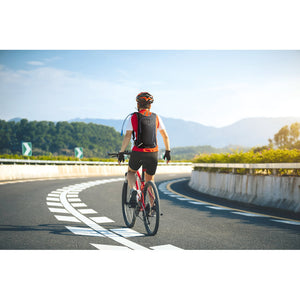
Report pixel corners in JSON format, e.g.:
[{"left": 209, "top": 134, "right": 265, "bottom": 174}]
[{"left": 120, "top": 130, "right": 132, "bottom": 152}]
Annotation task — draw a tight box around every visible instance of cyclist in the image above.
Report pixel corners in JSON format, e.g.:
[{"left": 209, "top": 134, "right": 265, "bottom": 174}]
[{"left": 118, "top": 92, "right": 171, "bottom": 207}]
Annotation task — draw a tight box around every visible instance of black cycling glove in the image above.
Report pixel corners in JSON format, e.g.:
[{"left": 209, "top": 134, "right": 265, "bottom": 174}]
[
  {"left": 118, "top": 152, "right": 125, "bottom": 163},
  {"left": 163, "top": 150, "right": 171, "bottom": 161}
]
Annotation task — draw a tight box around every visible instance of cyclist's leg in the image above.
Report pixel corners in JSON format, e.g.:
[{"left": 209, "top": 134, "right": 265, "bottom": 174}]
[
  {"left": 144, "top": 153, "right": 158, "bottom": 207},
  {"left": 127, "top": 166, "right": 137, "bottom": 189},
  {"left": 128, "top": 152, "right": 143, "bottom": 207},
  {"left": 128, "top": 151, "right": 142, "bottom": 189},
  {"left": 144, "top": 152, "right": 158, "bottom": 184},
  {"left": 145, "top": 173, "right": 155, "bottom": 183}
]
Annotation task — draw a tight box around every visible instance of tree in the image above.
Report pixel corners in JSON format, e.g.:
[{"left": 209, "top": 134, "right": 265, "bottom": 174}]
[
  {"left": 0, "top": 119, "right": 123, "bottom": 157},
  {"left": 289, "top": 122, "right": 300, "bottom": 145},
  {"left": 271, "top": 122, "right": 300, "bottom": 149}
]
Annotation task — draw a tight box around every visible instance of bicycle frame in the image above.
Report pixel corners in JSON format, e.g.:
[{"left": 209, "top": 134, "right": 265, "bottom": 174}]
[
  {"left": 135, "top": 168, "right": 146, "bottom": 211},
  {"left": 135, "top": 167, "right": 156, "bottom": 212}
]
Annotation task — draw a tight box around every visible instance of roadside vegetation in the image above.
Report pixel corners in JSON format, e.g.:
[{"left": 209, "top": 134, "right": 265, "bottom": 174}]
[
  {"left": 193, "top": 123, "right": 300, "bottom": 176},
  {"left": 0, "top": 119, "right": 123, "bottom": 158},
  {"left": 1, "top": 119, "right": 299, "bottom": 175}
]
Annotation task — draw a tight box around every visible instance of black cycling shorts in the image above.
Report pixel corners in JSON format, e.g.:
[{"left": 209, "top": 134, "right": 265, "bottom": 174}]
[{"left": 129, "top": 151, "right": 158, "bottom": 176}]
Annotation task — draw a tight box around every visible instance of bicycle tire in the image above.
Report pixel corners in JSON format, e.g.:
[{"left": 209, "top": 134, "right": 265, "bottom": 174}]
[
  {"left": 142, "top": 181, "right": 160, "bottom": 236},
  {"left": 122, "top": 180, "right": 136, "bottom": 228}
]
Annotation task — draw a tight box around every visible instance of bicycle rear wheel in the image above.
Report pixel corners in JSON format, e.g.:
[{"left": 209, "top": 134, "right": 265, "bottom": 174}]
[
  {"left": 143, "top": 181, "right": 160, "bottom": 236},
  {"left": 122, "top": 178, "right": 136, "bottom": 228}
]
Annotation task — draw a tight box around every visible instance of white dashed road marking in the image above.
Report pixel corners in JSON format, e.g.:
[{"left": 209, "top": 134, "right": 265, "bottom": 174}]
[
  {"left": 90, "top": 244, "right": 128, "bottom": 250},
  {"left": 206, "top": 206, "right": 231, "bottom": 210},
  {"left": 158, "top": 179, "right": 300, "bottom": 227},
  {"left": 48, "top": 207, "right": 69, "bottom": 213},
  {"left": 66, "top": 226, "right": 104, "bottom": 237},
  {"left": 46, "top": 177, "right": 183, "bottom": 250},
  {"left": 110, "top": 228, "right": 144, "bottom": 238},
  {"left": 232, "top": 212, "right": 266, "bottom": 217},
  {"left": 272, "top": 220, "right": 300, "bottom": 226},
  {"left": 54, "top": 215, "right": 81, "bottom": 222},
  {"left": 90, "top": 216, "right": 114, "bottom": 223}
]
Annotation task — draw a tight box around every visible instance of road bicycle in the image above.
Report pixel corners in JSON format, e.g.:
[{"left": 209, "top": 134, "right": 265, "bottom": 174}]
[{"left": 108, "top": 151, "right": 161, "bottom": 236}]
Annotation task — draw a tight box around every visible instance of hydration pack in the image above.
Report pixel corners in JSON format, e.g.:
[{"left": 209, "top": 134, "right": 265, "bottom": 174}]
[{"left": 134, "top": 112, "right": 157, "bottom": 148}]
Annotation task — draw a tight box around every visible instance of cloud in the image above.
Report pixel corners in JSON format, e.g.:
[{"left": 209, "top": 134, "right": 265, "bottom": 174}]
[{"left": 27, "top": 61, "right": 45, "bottom": 66}]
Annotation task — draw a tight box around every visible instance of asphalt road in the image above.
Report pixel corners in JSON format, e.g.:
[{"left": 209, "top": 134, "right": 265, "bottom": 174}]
[{"left": 1, "top": 173, "right": 300, "bottom": 250}]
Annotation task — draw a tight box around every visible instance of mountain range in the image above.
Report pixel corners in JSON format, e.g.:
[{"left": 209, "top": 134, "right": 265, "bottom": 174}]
[{"left": 69, "top": 116, "right": 300, "bottom": 148}]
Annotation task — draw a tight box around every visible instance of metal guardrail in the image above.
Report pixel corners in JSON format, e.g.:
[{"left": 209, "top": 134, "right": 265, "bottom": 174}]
[
  {"left": 1, "top": 159, "right": 298, "bottom": 171},
  {"left": 0, "top": 158, "right": 192, "bottom": 166}
]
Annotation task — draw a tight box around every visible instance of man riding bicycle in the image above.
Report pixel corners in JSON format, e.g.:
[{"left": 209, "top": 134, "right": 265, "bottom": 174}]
[{"left": 118, "top": 92, "right": 171, "bottom": 208}]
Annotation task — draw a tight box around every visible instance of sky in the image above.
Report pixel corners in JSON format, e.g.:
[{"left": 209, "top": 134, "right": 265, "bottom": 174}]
[
  {"left": 1, "top": 1, "right": 300, "bottom": 128},
  {"left": 1, "top": 50, "right": 299, "bottom": 127}
]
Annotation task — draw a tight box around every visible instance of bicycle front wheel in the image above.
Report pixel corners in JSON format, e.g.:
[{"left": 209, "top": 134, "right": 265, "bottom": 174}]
[
  {"left": 122, "top": 180, "right": 136, "bottom": 228},
  {"left": 143, "top": 181, "right": 160, "bottom": 236}
]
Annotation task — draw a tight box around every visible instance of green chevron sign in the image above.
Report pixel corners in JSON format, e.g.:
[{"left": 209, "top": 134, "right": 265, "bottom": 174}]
[
  {"left": 22, "top": 142, "right": 32, "bottom": 156},
  {"left": 75, "top": 147, "right": 83, "bottom": 159}
]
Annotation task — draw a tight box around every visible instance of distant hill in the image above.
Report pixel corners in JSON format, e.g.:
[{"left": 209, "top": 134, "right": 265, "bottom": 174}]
[{"left": 69, "top": 116, "right": 300, "bottom": 148}]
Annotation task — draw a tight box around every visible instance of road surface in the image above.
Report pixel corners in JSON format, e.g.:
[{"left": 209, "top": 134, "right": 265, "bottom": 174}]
[{"left": 1, "top": 173, "right": 299, "bottom": 250}]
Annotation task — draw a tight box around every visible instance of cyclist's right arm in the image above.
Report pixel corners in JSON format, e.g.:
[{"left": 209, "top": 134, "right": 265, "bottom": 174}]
[
  {"left": 160, "top": 129, "right": 171, "bottom": 163},
  {"left": 159, "top": 129, "right": 170, "bottom": 152}
]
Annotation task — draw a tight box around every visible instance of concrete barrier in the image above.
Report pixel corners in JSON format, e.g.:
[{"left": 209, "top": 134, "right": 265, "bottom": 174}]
[
  {"left": 0, "top": 164, "right": 192, "bottom": 181},
  {"left": 189, "top": 170, "right": 300, "bottom": 213}
]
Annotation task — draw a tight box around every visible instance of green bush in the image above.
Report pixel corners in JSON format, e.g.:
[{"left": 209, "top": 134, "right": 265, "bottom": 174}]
[
  {"left": 193, "top": 149, "right": 300, "bottom": 164},
  {"left": 193, "top": 149, "right": 300, "bottom": 176}
]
